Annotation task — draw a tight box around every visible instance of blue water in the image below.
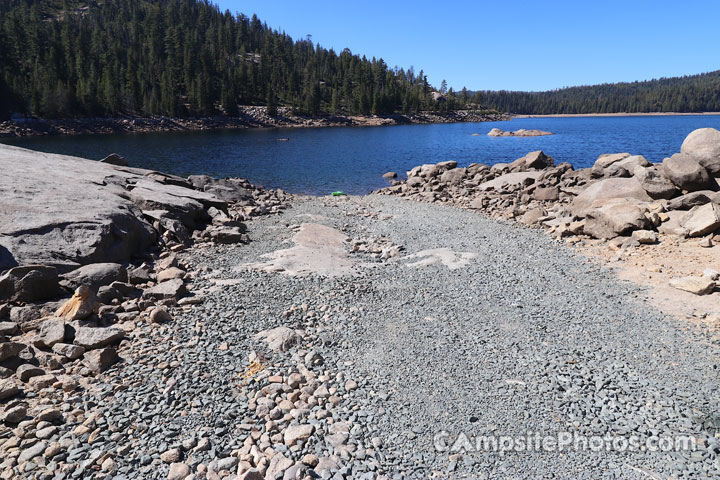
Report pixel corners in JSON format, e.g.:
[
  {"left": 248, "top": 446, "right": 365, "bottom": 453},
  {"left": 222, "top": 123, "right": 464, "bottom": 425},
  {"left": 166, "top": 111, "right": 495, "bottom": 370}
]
[{"left": 4, "top": 115, "right": 720, "bottom": 195}]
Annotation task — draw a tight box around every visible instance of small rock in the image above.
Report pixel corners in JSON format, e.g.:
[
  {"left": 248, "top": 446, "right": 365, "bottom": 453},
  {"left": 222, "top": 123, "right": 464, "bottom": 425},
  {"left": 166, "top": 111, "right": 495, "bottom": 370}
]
[
  {"left": 160, "top": 447, "right": 182, "bottom": 463},
  {"left": 149, "top": 307, "right": 173, "bottom": 323},
  {"left": 0, "top": 341, "right": 24, "bottom": 362},
  {"left": 55, "top": 286, "right": 97, "bottom": 320},
  {"left": 168, "top": 462, "right": 191, "bottom": 480},
  {"left": 631, "top": 230, "right": 657, "bottom": 244},
  {"left": 2, "top": 404, "right": 27, "bottom": 424},
  {"left": 16, "top": 364, "right": 44, "bottom": 382},
  {"left": 52, "top": 343, "right": 86, "bottom": 360},
  {"left": 669, "top": 276, "right": 716, "bottom": 295},
  {"left": 142, "top": 279, "right": 187, "bottom": 301},
  {"left": 254, "top": 326, "right": 300, "bottom": 352},
  {"left": 33, "top": 318, "right": 66, "bottom": 349},
  {"left": 73, "top": 326, "right": 124, "bottom": 349},
  {"left": 284, "top": 424, "right": 314, "bottom": 446},
  {"left": 83, "top": 348, "right": 119, "bottom": 373}
]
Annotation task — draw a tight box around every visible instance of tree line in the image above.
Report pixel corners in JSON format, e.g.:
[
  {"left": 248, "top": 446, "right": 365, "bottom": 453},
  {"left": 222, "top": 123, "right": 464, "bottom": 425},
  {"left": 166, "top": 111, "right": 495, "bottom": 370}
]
[
  {"left": 0, "top": 0, "right": 474, "bottom": 120},
  {"left": 474, "top": 71, "right": 720, "bottom": 114}
]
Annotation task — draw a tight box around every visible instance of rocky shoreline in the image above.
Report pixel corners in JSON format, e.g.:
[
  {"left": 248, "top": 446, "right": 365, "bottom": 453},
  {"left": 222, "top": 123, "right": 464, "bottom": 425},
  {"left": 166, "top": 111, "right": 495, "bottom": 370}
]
[
  {"left": 376, "top": 127, "right": 720, "bottom": 307},
  {"left": 0, "top": 108, "right": 508, "bottom": 138}
]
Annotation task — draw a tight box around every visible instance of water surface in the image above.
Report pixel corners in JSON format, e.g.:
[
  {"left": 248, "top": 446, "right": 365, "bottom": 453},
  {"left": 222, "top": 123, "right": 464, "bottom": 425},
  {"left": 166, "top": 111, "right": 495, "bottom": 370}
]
[{"left": 5, "top": 115, "right": 720, "bottom": 195}]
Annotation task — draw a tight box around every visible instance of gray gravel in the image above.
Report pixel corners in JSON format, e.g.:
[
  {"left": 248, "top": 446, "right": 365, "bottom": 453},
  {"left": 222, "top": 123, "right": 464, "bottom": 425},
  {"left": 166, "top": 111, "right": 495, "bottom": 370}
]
[{"left": 51, "top": 194, "right": 718, "bottom": 479}]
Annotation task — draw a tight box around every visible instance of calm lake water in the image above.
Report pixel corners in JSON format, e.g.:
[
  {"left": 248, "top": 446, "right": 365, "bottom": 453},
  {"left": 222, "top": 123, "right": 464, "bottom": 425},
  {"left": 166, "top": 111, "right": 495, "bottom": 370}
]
[{"left": 4, "top": 115, "right": 720, "bottom": 195}]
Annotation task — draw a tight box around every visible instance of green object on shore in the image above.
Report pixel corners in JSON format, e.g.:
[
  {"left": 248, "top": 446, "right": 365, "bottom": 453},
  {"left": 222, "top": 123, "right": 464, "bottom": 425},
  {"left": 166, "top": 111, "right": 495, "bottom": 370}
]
[{"left": 331, "top": 191, "right": 346, "bottom": 196}]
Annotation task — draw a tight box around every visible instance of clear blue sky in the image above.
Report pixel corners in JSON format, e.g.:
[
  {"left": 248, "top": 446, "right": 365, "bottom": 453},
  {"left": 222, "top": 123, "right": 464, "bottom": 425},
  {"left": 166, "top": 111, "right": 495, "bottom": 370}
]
[{"left": 215, "top": 1, "right": 720, "bottom": 92}]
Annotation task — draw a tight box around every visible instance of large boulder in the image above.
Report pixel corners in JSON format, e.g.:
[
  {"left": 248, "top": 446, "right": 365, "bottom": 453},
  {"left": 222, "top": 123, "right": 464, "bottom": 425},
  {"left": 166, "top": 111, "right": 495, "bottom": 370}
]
[
  {"left": 633, "top": 166, "right": 679, "bottom": 200},
  {"left": 680, "top": 203, "right": 720, "bottom": 237},
  {"left": 0, "top": 145, "right": 157, "bottom": 272},
  {"left": 0, "top": 266, "right": 59, "bottom": 303},
  {"left": 662, "top": 153, "right": 712, "bottom": 192},
  {"left": 582, "top": 198, "right": 651, "bottom": 239},
  {"left": 572, "top": 178, "right": 652, "bottom": 214},
  {"left": 60, "top": 263, "right": 128, "bottom": 291},
  {"left": 680, "top": 127, "right": 720, "bottom": 176},
  {"left": 591, "top": 153, "right": 631, "bottom": 175}
]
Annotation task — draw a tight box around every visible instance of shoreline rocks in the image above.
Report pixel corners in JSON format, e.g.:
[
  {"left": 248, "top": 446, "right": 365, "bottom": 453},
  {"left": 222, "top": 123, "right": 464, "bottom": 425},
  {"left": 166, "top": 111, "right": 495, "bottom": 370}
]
[
  {"left": 377, "top": 127, "right": 720, "bottom": 296},
  {"left": 487, "top": 128, "right": 553, "bottom": 137}
]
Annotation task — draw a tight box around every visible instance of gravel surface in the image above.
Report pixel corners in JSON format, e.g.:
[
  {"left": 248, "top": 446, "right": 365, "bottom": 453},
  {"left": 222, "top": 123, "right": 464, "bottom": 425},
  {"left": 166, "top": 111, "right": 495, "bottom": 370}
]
[{"left": 46, "top": 195, "right": 718, "bottom": 479}]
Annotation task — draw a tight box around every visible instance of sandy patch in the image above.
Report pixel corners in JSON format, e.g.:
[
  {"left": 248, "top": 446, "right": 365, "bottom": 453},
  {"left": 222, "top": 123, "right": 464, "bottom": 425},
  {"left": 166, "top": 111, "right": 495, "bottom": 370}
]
[{"left": 401, "top": 248, "right": 479, "bottom": 270}]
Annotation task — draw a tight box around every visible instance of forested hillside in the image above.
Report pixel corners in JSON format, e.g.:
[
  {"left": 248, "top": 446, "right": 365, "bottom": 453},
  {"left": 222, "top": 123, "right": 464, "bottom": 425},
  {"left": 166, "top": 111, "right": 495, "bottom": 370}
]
[
  {"left": 0, "top": 0, "right": 462, "bottom": 119},
  {"left": 475, "top": 71, "right": 720, "bottom": 114}
]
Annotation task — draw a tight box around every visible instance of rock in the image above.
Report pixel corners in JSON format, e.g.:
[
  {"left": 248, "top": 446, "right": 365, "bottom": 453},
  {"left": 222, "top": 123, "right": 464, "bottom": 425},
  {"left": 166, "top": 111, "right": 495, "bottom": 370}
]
[
  {"left": 0, "top": 265, "right": 60, "bottom": 303},
  {"left": 73, "top": 326, "right": 124, "bottom": 349},
  {"left": 142, "top": 278, "right": 187, "bottom": 301},
  {"left": 238, "top": 470, "right": 264, "bottom": 480},
  {"left": 0, "top": 145, "right": 157, "bottom": 272},
  {"left": 583, "top": 198, "right": 651, "bottom": 239},
  {"left": 160, "top": 448, "right": 182, "bottom": 463},
  {"left": 149, "top": 307, "right": 173, "bottom": 323},
  {"left": 266, "top": 452, "right": 293, "bottom": 478},
  {"left": 509, "top": 151, "right": 554, "bottom": 171},
  {"left": 680, "top": 203, "right": 720, "bottom": 237},
  {"left": 60, "top": 263, "right": 128, "bottom": 291},
  {"left": 254, "top": 326, "right": 300, "bottom": 352},
  {"left": 168, "top": 463, "right": 191, "bottom": 480},
  {"left": 478, "top": 172, "right": 542, "bottom": 192},
  {"left": 27, "top": 373, "right": 55, "bottom": 389},
  {"left": 206, "top": 226, "right": 247, "bottom": 244},
  {"left": 669, "top": 276, "right": 715, "bottom": 295},
  {"left": 616, "top": 155, "right": 651, "bottom": 171},
  {"left": 97, "top": 285, "right": 123, "bottom": 304},
  {"left": 439, "top": 167, "right": 467, "bottom": 185},
  {"left": 83, "top": 347, "right": 119, "bottom": 372},
  {"left": 18, "top": 441, "right": 47, "bottom": 463},
  {"left": 0, "top": 379, "right": 20, "bottom": 400},
  {"left": 100, "top": 153, "right": 129, "bottom": 166},
  {"left": 572, "top": 177, "right": 652, "bottom": 215},
  {"left": 157, "top": 267, "right": 185, "bottom": 283},
  {"left": 128, "top": 265, "right": 152, "bottom": 284},
  {"left": 16, "top": 364, "right": 44, "bottom": 382},
  {"left": 680, "top": 127, "right": 720, "bottom": 176},
  {"left": 284, "top": 424, "right": 314, "bottom": 446},
  {"left": 55, "top": 286, "right": 97, "bottom": 320},
  {"left": 592, "top": 153, "right": 631, "bottom": 174},
  {"left": 36, "top": 408, "right": 62, "bottom": 422},
  {"left": 633, "top": 166, "right": 679, "bottom": 199},
  {"left": 631, "top": 230, "right": 658, "bottom": 244},
  {"left": 665, "top": 190, "right": 720, "bottom": 210},
  {"left": 704, "top": 268, "right": 720, "bottom": 281},
  {"left": 487, "top": 128, "right": 553, "bottom": 137},
  {"left": 0, "top": 321, "right": 18, "bottom": 335},
  {"left": 33, "top": 318, "right": 66, "bottom": 349},
  {"left": 129, "top": 179, "right": 221, "bottom": 228},
  {"left": 52, "top": 343, "right": 85, "bottom": 360},
  {"left": 662, "top": 153, "right": 712, "bottom": 191},
  {"left": 2, "top": 404, "right": 26, "bottom": 424},
  {"left": 0, "top": 341, "right": 24, "bottom": 362},
  {"left": 532, "top": 186, "right": 560, "bottom": 201},
  {"left": 382, "top": 172, "right": 398, "bottom": 179}
]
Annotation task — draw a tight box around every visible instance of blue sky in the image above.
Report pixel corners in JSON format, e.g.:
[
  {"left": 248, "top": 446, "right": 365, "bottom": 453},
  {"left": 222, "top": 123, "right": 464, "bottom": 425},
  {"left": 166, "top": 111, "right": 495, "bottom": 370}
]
[{"left": 215, "top": 1, "right": 720, "bottom": 92}]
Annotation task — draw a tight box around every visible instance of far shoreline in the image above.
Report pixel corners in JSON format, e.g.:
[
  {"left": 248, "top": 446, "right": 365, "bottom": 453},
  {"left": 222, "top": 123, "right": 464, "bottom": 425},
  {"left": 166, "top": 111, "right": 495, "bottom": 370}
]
[{"left": 514, "top": 112, "right": 720, "bottom": 118}]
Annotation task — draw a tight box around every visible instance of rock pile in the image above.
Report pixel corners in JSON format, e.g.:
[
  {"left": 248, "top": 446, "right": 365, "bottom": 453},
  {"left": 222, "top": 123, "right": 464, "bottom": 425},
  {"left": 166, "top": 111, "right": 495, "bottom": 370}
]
[
  {"left": 487, "top": 128, "right": 553, "bottom": 137},
  {"left": 0, "top": 145, "right": 290, "bottom": 476},
  {"left": 377, "top": 128, "right": 720, "bottom": 295}
]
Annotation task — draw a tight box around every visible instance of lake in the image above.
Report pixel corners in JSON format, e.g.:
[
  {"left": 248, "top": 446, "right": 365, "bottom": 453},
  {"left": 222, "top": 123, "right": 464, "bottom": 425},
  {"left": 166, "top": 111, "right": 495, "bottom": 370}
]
[{"left": 4, "top": 115, "right": 720, "bottom": 195}]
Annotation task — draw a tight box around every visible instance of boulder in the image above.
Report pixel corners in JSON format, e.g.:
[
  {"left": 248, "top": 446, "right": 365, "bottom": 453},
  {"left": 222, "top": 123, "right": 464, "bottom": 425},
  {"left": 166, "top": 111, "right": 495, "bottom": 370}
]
[
  {"left": 615, "top": 155, "right": 651, "bottom": 172},
  {"left": 439, "top": 167, "right": 467, "bottom": 185},
  {"left": 60, "top": 263, "right": 128, "bottom": 291},
  {"left": 73, "top": 326, "right": 124, "bottom": 349},
  {"left": 669, "top": 276, "right": 715, "bottom": 295},
  {"left": 382, "top": 172, "right": 398, "bottom": 179},
  {"left": 572, "top": 178, "right": 652, "bottom": 214},
  {"left": 100, "top": 153, "right": 129, "bottom": 167},
  {"left": 680, "top": 203, "right": 720, "bottom": 237},
  {"left": 532, "top": 186, "right": 560, "bottom": 201},
  {"left": 156, "top": 267, "right": 185, "bottom": 283},
  {"left": 509, "top": 151, "right": 554, "bottom": 171},
  {"left": 0, "top": 266, "right": 60, "bottom": 303},
  {"left": 33, "top": 318, "right": 66, "bottom": 349},
  {"left": 83, "top": 347, "right": 119, "bottom": 373},
  {"left": 479, "top": 172, "right": 542, "bottom": 192},
  {"left": 662, "top": 153, "right": 712, "bottom": 191},
  {"left": 633, "top": 166, "right": 679, "bottom": 199},
  {"left": 0, "top": 379, "right": 20, "bottom": 400},
  {"left": 487, "top": 128, "right": 552, "bottom": 137},
  {"left": 583, "top": 198, "right": 651, "bottom": 239},
  {"left": 55, "top": 286, "right": 97, "bottom": 320},
  {"left": 254, "top": 326, "right": 300, "bottom": 352},
  {"left": 52, "top": 343, "right": 85, "bottom": 360},
  {"left": 142, "top": 279, "right": 187, "bottom": 301},
  {"left": 0, "top": 322, "right": 18, "bottom": 335},
  {"left": 0, "top": 144, "right": 157, "bottom": 272},
  {"left": 631, "top": 230, "right": 658, "bottom": 244},
  {"left": 592, "top": 153, "right": 631, "bottom": 175},
  {"left": 666, "top": 191, "right": 720, "bottom": 210},
  {"left": 680, "top": 127, "right": 720, "bottom": 176}
]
